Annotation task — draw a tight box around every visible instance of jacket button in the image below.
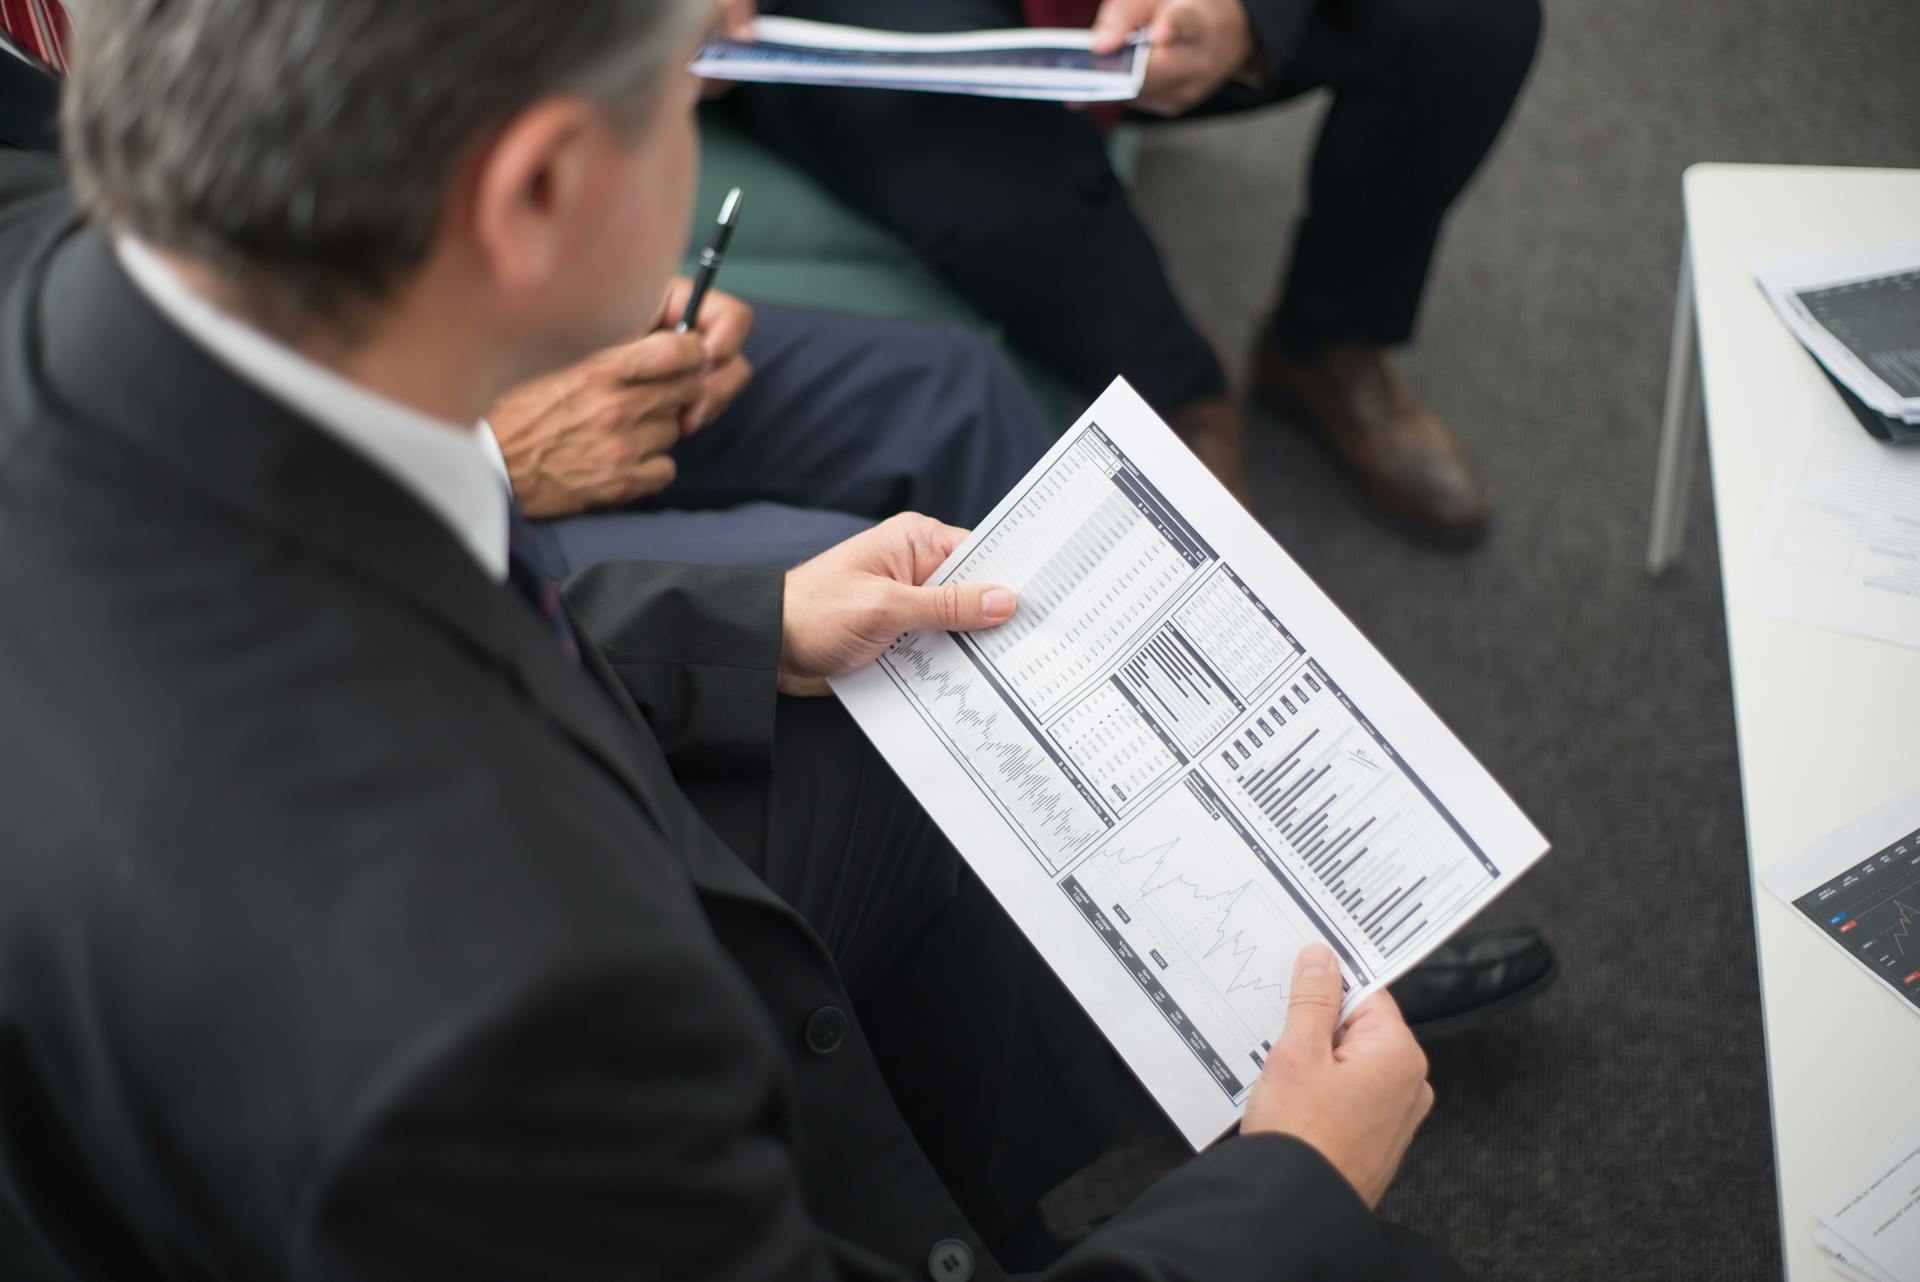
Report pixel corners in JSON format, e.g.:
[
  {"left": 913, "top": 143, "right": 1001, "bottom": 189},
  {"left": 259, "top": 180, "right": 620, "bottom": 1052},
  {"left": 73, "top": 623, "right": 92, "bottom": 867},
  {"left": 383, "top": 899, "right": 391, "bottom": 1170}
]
[
  {"left": 803, "top": 1005, "right": 848, "bottom": 1056},
  {"left": 927, "top": 1238, "right": 974, "bottom": 1282}
]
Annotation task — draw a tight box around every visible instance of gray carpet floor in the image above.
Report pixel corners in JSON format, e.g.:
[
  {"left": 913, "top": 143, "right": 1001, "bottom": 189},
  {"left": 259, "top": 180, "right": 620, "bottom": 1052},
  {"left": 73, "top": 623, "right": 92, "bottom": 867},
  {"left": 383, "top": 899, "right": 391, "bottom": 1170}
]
[{"left": 1040, "top": 2, "right": 1920, "bottom": 1279}]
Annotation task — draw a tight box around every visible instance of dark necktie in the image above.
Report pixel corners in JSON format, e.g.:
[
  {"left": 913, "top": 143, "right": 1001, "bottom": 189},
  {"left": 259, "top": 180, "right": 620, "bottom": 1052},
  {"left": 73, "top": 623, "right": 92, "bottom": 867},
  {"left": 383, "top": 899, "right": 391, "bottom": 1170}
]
[
  {"left": 0, "top": 0, "right": 68, "bottom": 74},
  {"left": 506, "top": 505, "right": 581, "bottom": 664}
]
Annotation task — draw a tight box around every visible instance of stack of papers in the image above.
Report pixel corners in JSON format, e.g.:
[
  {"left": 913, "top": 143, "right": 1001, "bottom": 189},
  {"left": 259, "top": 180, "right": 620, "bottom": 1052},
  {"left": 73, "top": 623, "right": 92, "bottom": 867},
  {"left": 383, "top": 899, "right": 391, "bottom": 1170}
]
[
  {"left": 1756, "top": 242, "right": 1920, "bottom": 443},
  {"left": 1816, "top": 1121, "right": 1920, "bottom": 1282},
  {"left": 692, "top": 17, "right": 1151, "bottom": 103}
]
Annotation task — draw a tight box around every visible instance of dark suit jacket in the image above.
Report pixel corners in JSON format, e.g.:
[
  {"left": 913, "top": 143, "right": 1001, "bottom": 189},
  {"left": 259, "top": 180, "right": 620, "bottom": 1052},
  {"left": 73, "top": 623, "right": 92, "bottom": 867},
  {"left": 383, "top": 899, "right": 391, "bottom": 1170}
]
[
  {"left": 0, "top": 152, "right": 1457, "bottom": 1281},
  {"left": 0, "top": 35, "right": 59, "bottom": 152}
]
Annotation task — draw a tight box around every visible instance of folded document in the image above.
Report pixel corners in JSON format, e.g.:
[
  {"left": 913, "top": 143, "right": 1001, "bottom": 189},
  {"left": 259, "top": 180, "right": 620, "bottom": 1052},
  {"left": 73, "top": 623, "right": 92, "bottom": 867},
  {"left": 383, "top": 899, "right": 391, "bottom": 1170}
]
[{"left": 692, "top": 17, "right": 1150, "bottom": 102}]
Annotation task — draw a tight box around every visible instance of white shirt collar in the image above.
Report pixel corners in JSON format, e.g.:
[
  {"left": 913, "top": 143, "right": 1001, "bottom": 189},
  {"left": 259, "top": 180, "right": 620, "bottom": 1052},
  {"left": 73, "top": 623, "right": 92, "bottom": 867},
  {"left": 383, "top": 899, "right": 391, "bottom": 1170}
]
[{"left": 115, "top": 237, "right": 511, "bottom": 583}]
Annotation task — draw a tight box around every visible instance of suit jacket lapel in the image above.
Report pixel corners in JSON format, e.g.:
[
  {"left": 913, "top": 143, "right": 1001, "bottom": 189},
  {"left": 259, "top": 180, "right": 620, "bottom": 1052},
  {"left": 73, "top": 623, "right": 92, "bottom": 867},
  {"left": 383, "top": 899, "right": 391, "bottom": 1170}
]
[
  {"left": 34, "top": 232, "right": 669, "bottom": 828},
  {"left": 35, "top": 229, "right": 810, "bottom": 927}
]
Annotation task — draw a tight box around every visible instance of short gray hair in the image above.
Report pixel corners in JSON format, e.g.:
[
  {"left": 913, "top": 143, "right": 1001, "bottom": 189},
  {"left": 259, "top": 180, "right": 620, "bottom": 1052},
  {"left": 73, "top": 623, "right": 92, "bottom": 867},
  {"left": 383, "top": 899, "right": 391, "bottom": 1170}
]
[{"left": 64, "top": 0, "right": 712, "bottom": 334}]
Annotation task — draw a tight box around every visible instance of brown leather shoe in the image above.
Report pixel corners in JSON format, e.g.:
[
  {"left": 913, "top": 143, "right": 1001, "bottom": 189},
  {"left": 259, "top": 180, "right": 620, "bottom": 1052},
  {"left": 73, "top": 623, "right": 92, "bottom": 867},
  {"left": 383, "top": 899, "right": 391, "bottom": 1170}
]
[
  {"left": 1251, "top": 339, "right": 1489, "bottom": 543},
  {"left": 1168, "top": 396, "right": 1250, "bottom": 505}
]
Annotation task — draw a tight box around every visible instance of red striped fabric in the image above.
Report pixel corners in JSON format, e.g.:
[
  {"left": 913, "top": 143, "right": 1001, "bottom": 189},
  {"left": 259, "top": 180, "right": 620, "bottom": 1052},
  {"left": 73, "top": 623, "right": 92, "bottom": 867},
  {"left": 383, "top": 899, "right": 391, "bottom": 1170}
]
[{"left": 0, "top": 0, "right": 69, "bottom": 75}]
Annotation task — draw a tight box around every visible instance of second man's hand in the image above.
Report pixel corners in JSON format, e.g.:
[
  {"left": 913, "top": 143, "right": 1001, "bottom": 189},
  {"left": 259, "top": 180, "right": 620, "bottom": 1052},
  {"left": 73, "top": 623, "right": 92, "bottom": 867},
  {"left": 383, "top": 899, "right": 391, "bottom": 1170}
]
[
  {"left": 662, "top": 276, "right": 754, "bottom": 433},
  {"left": 1091, "top": 0, "right": 1260, "bottom": 117},
  {"left": 779, "top": 515, "right": 1018, "bottom": 698},
  {"left": 486, "top": 281, "right": 754, "bottom": 520}
]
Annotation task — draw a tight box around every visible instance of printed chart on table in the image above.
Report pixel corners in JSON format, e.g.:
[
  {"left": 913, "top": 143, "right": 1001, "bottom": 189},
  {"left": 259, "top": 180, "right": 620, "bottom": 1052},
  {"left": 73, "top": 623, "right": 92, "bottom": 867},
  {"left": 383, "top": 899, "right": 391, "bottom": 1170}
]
[
  {"left": 1768, "top": 780, "right": 1920, "bottom": 1018},
  {"left": 835, "top": 379, "right": 1548, "bottom": 1146}
]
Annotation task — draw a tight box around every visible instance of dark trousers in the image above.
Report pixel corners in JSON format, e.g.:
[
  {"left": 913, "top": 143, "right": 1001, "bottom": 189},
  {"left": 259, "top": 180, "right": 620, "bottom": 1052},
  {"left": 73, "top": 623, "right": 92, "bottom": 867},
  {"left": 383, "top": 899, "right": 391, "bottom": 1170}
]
[
  {"left": 733, "top": 0, "right": 1542, "bottom": 415},
  {"left": 541, "top": 303, "right": 1055, "bottom": 574},
  {"left": 678, "top": 697, "right": 1130, "bottom": 1247}
]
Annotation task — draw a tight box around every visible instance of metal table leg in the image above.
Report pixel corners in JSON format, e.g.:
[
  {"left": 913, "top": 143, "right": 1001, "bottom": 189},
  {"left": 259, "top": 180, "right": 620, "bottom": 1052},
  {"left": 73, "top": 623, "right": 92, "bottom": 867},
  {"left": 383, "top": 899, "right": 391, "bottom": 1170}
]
[{"left": 1648, "top": 237, "right": 1705, "bottom": 576}]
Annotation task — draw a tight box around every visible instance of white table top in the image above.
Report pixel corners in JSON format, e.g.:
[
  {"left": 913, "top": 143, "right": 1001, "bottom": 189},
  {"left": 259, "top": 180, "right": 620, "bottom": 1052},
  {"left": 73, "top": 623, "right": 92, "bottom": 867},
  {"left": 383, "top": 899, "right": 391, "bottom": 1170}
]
[{"left": 1685, "top": 163, "right": 1920, "bottom": 1281}]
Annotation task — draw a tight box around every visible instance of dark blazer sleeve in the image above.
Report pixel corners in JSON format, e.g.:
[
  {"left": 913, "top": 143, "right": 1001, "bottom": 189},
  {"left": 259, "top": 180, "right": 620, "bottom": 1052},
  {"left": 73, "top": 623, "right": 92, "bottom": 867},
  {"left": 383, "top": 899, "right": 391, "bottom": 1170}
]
[
  {"left": 297, "top": 975, "right": 1456, "bottom": 1282},
  {"left": 1052, "top": 1134, "right": 1468, "bottom": 1282},
  {"left": 561, "top": 560, "right": 786, "bottom": 775},
  {"left": 1240, "top": 0, "right": 1319, "bottom": 84}
]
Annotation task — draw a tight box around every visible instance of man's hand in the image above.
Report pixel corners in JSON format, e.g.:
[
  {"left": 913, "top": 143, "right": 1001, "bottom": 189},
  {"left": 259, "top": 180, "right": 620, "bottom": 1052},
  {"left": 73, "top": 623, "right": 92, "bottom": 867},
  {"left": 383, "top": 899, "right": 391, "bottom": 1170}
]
[
  {"left": 487, "top": 283, "right": 753, "bottom": 520},
  {"left": 1091, "top": 0, "right": 1258, "bottom": 116},
  {"left": 702, "top": 0, "right": 759, "bottom": 97},
  {"left": 717, "top": 0, "right": 756, "bottom": 38},
  {"left": 662, "top": 278, "right": 755, "bottom": 431},
  {"left": 779, "top": 515, "right": 1017, "bottom": 697},
  {"left": 488, "top": 332, "right": 705, "bottom": 519},
  {"left": 1242, "top": 945, "right": 1435, "bottom": 1208}
]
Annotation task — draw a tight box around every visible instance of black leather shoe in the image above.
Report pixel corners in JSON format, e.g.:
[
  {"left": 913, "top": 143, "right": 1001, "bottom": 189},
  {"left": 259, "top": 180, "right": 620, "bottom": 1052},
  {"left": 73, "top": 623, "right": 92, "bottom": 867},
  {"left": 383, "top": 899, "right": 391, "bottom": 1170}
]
[{"left": 1388, "top": 927, "right": 1556, "bottom": 1039}]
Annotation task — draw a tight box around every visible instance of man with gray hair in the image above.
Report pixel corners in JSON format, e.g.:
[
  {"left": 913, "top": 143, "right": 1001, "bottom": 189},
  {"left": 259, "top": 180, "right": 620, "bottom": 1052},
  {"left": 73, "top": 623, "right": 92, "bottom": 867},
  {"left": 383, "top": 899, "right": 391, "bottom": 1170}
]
[{"left": 0, "top": 3, "right": 1465, "bottom": 1280}]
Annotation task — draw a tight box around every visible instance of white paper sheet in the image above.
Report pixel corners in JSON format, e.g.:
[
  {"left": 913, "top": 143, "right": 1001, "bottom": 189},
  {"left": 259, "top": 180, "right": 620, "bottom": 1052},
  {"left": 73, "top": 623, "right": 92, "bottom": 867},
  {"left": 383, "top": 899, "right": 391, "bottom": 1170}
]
[
  {"left": 830, "top": 380, "right": 1550, "bottom": 1148},
  {"left": 1817, "top": 1121, "right": 1920, "bottom": 1282},
  {"left": 1818, "top": 1225, "right": 1901, "bottom": 1282},
  {"left": 1732, "top": 390, "right": 1920, "bottom": 652},
  {"left": 691, "top": 17, "right": 1150, "bottom": 103},
  {"left": 1764, "top": 780, "right": 1920, "bottom": 1022}
]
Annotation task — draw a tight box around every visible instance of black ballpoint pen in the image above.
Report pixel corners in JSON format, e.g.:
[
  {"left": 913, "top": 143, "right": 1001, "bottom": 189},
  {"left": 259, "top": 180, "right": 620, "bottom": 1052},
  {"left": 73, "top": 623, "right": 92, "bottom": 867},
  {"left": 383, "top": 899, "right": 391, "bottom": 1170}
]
[{"left": 676, "top": 186, "right": 743, "bottom": 334}]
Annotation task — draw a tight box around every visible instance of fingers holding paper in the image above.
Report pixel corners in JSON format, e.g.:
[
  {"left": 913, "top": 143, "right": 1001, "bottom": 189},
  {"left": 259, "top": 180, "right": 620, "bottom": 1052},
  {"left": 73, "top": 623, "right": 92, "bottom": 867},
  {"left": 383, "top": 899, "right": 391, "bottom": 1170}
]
[
  {"left": 1241, "top": 945, "right": 1434, "bottom": 1209},
  {"left": 1093, "top": 0, "right": 1258, "bottom": 116},
  {"left": 779, "top": 514, "right": 1017, "bottom": 697}
]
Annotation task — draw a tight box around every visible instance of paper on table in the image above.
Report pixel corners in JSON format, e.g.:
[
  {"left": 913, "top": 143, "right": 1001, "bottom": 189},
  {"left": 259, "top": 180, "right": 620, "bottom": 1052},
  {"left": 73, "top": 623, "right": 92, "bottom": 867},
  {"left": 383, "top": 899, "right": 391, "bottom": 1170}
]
[
  {"left": 830, "top": 379, "right": 1549, "bottom": 1148},
  {"left": 1732, "top": 390, "right": 1920, "bottom": 652},
  {"left": 1818, "top": 1225, "right": 1900, "bottom": 1282},
  {"left": 691, "top": 16, "right": 1150, "bottom": 103},
  {"left": 1817, "top": 1121, "right": 1920, "bottom": 1282},
  {"left": 1763, "top": 779, "right": 1920, "bottom": 1020},
  {"left": 1756, "top": 241, "right": 1920, "bottom": 424}
]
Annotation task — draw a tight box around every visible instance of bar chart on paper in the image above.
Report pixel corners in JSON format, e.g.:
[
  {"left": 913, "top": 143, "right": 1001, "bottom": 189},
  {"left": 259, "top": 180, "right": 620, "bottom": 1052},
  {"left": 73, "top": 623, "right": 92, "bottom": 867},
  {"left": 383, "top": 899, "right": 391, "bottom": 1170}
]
[
  {"left": 834, "top": 379, "right": 1550, "bottom": 1148},
  {"left": 1204, "top": 662, "right": 1500, "bottom": 967},
  {"left": 951, "top": 428, "right": 1210, "bottom": 720}
]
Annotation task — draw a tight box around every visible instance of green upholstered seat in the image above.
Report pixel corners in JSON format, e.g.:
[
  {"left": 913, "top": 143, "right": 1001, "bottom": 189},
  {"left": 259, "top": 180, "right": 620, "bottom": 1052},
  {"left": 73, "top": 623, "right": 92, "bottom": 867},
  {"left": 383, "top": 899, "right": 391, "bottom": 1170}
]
[{"left": 686, "top": 108, "right": 1142, "bottom": 425}]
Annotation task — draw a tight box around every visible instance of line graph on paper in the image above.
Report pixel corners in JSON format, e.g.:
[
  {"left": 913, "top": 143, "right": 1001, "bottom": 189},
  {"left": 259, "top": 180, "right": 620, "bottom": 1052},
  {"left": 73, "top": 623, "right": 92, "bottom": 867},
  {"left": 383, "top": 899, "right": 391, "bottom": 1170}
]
[
  {"left": 1791, "top": 828, "right": 1920, "bottom": 1014},
  {"left": 882, "top": 627, "right": 1110, "bottom": 872},
  {"left": 1068, "top": 776, "right": 1317, "bottom": 1076}
]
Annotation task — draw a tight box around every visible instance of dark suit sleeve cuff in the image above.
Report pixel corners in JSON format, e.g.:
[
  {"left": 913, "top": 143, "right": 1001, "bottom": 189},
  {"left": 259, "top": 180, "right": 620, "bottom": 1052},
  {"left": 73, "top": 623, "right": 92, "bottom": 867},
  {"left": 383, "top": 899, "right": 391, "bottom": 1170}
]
[
  {"left": 1047, "top": 1133, "right": 1421, "bottom": 1282},
  {"left": 1240, "top": 0, "right": 1316, "bottom": 84},
  {"left": 560, "top": 561, "right": 785, "bottom": 774}
]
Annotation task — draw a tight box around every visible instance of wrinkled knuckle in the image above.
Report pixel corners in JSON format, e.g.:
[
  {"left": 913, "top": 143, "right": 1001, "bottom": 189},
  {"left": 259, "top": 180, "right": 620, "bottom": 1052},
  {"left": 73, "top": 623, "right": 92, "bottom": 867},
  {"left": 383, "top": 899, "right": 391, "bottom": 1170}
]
[
  {"left": 934, "top": 584, "right": 965, "bottom": 630},
  {"left": 591, "top": 400, "right": 631, "bottom": 438}
]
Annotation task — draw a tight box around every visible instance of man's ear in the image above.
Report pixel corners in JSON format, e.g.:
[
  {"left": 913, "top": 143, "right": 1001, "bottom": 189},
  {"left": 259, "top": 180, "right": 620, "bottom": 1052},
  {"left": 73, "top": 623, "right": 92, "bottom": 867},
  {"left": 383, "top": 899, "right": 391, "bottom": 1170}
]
[{"left": 466, "top": 98, "right": 606, "bottom": 298}]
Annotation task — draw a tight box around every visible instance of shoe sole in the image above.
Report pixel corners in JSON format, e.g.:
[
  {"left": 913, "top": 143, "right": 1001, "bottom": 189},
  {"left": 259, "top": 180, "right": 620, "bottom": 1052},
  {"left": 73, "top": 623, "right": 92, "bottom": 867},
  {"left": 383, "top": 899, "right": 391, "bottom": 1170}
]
[{"left": 1405, "top": 955, "right": 1560, "bottom": 1043}]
